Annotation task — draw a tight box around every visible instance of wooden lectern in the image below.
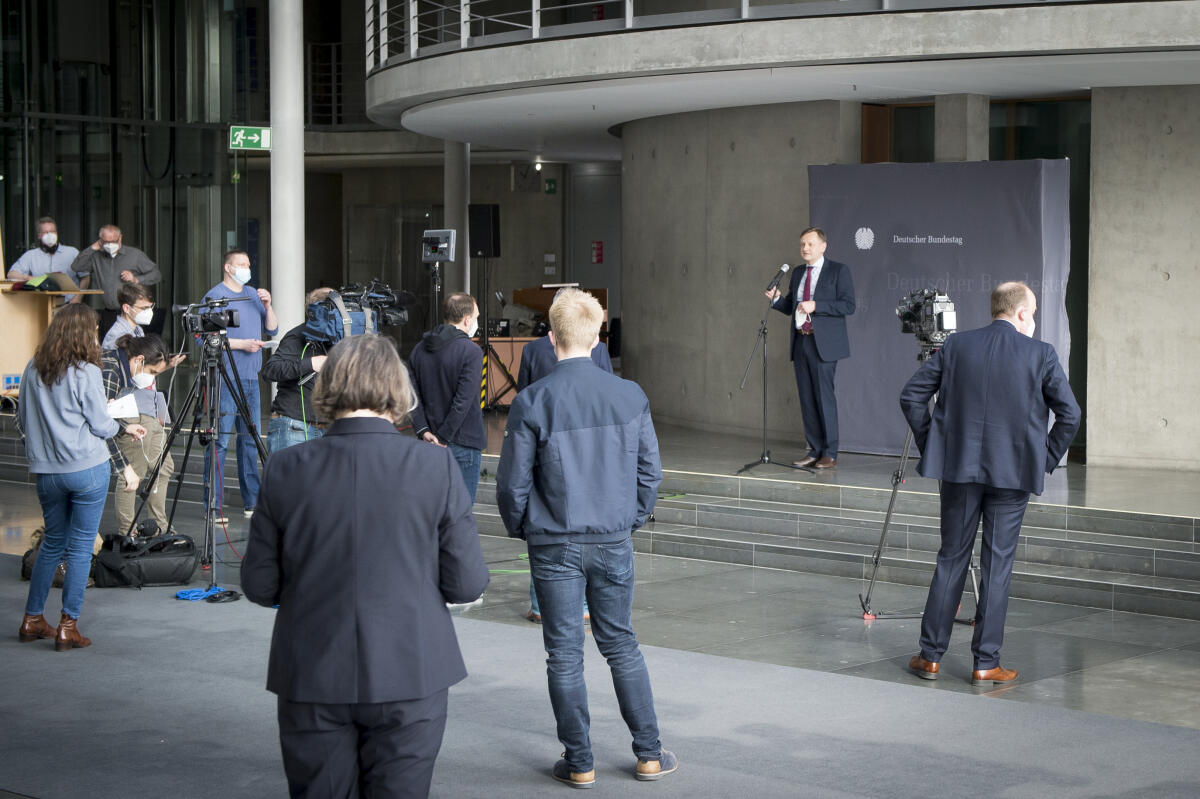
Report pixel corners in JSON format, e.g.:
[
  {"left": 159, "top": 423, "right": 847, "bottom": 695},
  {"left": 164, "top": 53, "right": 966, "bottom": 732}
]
[{"left": 1, "top": 281, "right": 104, "bottom": 394}]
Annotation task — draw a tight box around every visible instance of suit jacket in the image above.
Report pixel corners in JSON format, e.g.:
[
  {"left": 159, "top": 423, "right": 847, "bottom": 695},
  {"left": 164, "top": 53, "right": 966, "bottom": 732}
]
[
  {"left": 241, "top": 416, "right": 490, "bottom": 704},
  {"left": 899, "top": 320, "right": 1081, "bottom": 495},
  {"left": 772, "top": 259, "right": 856, "bottom": 362},
  {"left": 516, "top": 335, "right": 612, "bottom": 392}
]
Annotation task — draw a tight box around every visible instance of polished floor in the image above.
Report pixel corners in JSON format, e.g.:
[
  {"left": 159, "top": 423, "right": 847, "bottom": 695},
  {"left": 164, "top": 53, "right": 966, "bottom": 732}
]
[{"left": 3, "top": 477, "right": 1199, "bottom": 733}]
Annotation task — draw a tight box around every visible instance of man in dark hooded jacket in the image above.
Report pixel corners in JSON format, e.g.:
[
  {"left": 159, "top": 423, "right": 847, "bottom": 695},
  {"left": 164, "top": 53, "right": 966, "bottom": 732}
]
[{"left": 409, "top": 293, "right": 485, "bottom": 501}]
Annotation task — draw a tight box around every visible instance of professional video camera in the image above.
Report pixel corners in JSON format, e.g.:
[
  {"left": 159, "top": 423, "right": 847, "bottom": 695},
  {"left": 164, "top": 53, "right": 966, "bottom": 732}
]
[
  {"left": 177, "top": 298, "right": 240, "bottom": 335},
  {"left": 896, "top": 288, "right": 956, "bottom": 357},
  {"left": 304, "top": 278, "right": 415, "bottom": 344}
]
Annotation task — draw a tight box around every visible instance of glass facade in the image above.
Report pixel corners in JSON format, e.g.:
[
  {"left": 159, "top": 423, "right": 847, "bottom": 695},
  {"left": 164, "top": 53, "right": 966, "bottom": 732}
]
[{"left": 1, "top": 0, "right": 265, "bottom": 353}]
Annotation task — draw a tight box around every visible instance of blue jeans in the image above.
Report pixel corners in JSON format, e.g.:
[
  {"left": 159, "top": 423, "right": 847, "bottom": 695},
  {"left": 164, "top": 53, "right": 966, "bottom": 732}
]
[
  {"left": 26, "top": 462, "right": 110, "bottom": 620},
  {"left": 205, "top": 376, "right": 262, "bottom": 510},
  {"left": 530, "top": 577, "right": 589, "bottom": 618},
  {"left": 448, "top": 443, "right": 481, "bottom": 504},
  {"left": 529, "top": 538, "right": 661, "bottom": 772},
  {"left": 267, "top": 415, "right": 323, "bottom": 455}
]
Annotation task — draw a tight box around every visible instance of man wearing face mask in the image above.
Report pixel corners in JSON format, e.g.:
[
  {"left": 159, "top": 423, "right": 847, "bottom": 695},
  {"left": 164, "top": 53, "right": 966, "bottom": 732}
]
[
  {"left": 408, "top": 293, "right": 485, "bottom": 502},
  {"left": 202, "top": 249, "right": 278, "bottom": 518},
  {"left": 102, "top": 335, "right": 176, "bottom": 540},
  {"left": 71, "top": 223, "right": 162, "bottom": 334},
  {"left": 900, "top": 282, "right": 1079, "bottom": 688},
  {"left": 7, "top": 217, "right": 83, "bottom": 303}
]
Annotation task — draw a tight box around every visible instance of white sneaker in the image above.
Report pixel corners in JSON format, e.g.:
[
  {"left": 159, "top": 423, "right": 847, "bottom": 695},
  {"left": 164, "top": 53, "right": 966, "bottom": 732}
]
[{"left": 446, "top": 596, "right": 484, "bottom": 614}]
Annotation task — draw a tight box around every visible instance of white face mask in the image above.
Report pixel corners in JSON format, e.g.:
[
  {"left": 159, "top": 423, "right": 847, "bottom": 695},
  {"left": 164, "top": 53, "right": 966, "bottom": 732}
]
[
  {"left": 131, "top": 371, "right": 155, "bottom": 389},
  {"left": 467, "top": 319, "right": 479, "bottom": 338},
  {"left": 102, "top": 242, "right": 120, "bottom": 257},
  {"left": 232, "top": 267, "right": 252, "bottom": 285},
  {"left": 41, "top": 232, "right": 58, "bottom": 248},
  {"left": 133, "top": 308, "right": 154, "bottom": 326}
]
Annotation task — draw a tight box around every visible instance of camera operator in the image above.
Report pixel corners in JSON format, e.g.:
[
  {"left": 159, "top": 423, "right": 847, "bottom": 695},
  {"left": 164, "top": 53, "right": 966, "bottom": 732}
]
[
  {"left": 260, "top": 287, "right": 334, "bottom": 454},
  {"left": 202, "top": 249, "right": 278, "bottom": 518},
  {"left": 902, "top": 282, "right": 1079, "bottom": 687}
]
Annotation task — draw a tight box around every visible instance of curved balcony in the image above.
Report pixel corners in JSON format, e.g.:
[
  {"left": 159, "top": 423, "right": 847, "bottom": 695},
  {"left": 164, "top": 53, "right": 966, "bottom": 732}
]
[{"left": 364, "top": 0, "right": 1200, "bottom": 159}]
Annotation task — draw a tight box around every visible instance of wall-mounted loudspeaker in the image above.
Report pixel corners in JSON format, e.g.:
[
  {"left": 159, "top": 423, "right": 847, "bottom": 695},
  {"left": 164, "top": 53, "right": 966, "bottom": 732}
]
[{"left": 468, "top": 204, "right": 501, "bottom": 258}]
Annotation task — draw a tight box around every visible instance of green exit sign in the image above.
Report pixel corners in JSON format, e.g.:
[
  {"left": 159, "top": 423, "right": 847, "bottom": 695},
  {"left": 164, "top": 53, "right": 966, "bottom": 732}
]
[
  {"left": 544, "top": 178, "right": 557, "bottom": 194},
  {"left": 229, "top": 126, "right": 272, "bottom": 151}
]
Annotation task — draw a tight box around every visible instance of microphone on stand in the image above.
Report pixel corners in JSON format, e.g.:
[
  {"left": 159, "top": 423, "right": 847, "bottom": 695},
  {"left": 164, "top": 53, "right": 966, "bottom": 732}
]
[{"left": 764, "top": 263, "right": 791, "bottom": 292}]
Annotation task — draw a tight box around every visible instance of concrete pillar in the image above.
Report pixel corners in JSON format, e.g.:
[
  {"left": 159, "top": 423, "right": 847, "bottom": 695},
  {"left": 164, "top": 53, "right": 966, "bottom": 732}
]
[
  {"left": 268, "top": 0, "right": 305, "bottom": 335},
  {"left": 1089, "top": 85, "right": 1200, "bottom": 470},
  {"left": 934, "top": 94, "right": 990, "bottom": 162},
  {"left": 444, "top": 141, "right": 471, "bottom": 296}
]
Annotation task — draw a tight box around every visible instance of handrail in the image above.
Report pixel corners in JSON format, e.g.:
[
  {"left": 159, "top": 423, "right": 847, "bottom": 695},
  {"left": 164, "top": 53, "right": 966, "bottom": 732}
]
[{"left": 365, "top": 0, "right": 1104, "bottom": 74}]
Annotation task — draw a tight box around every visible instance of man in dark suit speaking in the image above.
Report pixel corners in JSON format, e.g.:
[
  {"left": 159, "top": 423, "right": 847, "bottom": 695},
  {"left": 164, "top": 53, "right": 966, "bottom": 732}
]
[
  {"left": 765, "top": 227, "right": 856, "bottom": 468},
  {"left": 901, "top": 282, "right": 1080, "bottom": 686},
  {"left": 242, "top": 334, "right": 489, "bottom": 798}
]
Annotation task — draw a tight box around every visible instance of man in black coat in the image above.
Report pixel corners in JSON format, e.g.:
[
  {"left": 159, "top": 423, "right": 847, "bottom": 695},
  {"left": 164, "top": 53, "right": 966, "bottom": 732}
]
[
  {"left": 766, "top": 226, "right": 856, "bottom": 468},
  {"left": 901, "top": 282, "right": 1079, "bottom": 686},
  {"left": 409, "top": 293, "right": 486, "bottom": 502},
  {"left": 242, "top": 334, "right": 490, "bottom": 798}
]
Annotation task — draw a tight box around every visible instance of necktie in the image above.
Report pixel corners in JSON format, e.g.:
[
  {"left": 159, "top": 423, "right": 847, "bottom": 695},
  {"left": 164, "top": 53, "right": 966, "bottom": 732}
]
[{"left": 801, "top": 266, "right": 813, "bottom": 332}]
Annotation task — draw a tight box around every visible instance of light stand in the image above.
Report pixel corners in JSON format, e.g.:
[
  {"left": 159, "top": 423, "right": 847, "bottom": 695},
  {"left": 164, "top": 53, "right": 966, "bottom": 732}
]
[
  {"left": 736, "top": 294, "right": 813, "bottom": 476},
  {"left": 478, "top": 258, "right": 517, "bottom": 410}
]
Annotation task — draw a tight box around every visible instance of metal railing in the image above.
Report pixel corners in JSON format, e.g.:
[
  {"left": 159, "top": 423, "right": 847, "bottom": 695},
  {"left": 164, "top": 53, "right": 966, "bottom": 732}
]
[{"left": 365, "top": 0, "right": 1100, "bottom": 73}]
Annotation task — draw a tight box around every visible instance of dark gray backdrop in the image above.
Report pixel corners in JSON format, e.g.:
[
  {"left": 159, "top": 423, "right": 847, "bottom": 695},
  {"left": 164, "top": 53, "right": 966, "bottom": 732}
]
[{"left": 808, "top": 159, "right": 1071, "bottom": 455}]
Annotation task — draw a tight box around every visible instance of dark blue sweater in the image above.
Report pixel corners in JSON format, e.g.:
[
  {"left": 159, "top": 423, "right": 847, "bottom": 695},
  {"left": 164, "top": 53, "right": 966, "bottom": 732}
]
[
  {"left": 408, "top": 325, "right": 486, "bottom": 450},
  {"left": 496, "top": 357, "right": 662, "bottom": 545}
]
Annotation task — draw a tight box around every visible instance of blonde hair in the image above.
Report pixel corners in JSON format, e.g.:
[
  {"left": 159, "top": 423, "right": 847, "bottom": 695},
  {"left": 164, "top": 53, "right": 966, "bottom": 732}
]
[
  {"left": 313, "top": 335, "right": 415, "bottom": 422},
  {"left": 548, "top": 288, "right": 603, "bottom": 352},
  {"left": 991, "top": 281, "right": 1033, "bottom": 318}
]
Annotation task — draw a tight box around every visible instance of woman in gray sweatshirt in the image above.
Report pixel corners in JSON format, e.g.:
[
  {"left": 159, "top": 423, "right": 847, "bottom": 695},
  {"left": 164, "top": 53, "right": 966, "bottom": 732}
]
[{"left": 17, "top": 304, "right": 145, "bottom": 651}]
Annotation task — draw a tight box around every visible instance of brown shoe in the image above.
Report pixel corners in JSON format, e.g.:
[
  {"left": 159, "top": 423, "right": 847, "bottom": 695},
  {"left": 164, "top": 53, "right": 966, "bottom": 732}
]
[
  {"left": 814, "top": 456, "right": 837, "bottom": 468},
  {"left": 18, "top": 614, "right": 57, "bottom": 643},
  {"left": 793, "top": 455, "right": 818, "bottom": 468},
  {"left": 908, "top": 655, "right": 939, "bottom": 681},
  {"left": 971, "top": 665, "right": 1017, "bottom": 686},
  {"left": 54, "top": 614, "right": 91, "bottom": 652}
]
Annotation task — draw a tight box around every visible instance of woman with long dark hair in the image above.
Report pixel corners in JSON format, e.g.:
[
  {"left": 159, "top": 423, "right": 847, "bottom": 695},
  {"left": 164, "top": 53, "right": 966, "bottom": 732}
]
[{"left": 17, "top": 304, "right": 146, "bottom": 651}]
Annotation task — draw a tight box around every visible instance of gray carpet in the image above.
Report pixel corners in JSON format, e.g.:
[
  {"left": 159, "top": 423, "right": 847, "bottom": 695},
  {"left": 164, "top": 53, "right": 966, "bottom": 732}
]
[{"left": 1, "top": 561, "right": 1199, "bottom": 798}]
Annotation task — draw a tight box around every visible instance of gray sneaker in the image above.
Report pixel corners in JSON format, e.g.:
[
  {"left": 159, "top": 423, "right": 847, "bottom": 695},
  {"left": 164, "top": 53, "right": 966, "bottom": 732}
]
[{"left": 635, "top": 749, "right": 678, "bottom": 781}]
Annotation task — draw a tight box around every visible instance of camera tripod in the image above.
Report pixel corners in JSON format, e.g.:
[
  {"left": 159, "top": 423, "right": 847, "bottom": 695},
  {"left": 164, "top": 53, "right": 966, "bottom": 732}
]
[
  {"left": 133, "top": 329, "right": 267, "bottom": 592},
  {"left": 858, "top": 345, "right": 978, "bottom": 625}
]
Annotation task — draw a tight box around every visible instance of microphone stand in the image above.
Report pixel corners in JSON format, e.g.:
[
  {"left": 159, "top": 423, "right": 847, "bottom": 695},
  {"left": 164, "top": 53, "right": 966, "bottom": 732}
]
[{"left": 736, "top": 281, "right": 813, "bottom": 476}]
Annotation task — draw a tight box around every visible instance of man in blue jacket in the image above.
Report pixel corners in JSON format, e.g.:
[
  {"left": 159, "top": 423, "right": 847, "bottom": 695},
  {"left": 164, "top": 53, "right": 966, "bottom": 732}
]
[
  {"left": 409, "top": 293, "right": 485, "bottom": 502},
  {"left": 497, "top": 288, "right": 677, "bottom": 788},
  {"left": 901, "top": 282, "right": 1080, "bottom": 687}
]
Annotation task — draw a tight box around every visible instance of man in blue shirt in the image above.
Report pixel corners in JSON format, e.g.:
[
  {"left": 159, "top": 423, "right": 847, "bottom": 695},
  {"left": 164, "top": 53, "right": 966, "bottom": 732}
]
[
  {"left": 203, "top": 249, "right": 277, "bottom": 518},
  {"left": 6, "top": 217, "right": 83, "bottom": 303}
]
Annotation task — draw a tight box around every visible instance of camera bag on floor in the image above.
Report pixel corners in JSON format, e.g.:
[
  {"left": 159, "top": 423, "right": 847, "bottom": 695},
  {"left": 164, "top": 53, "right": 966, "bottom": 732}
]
[
  {"left": 20, "top": 528, "right": 74, "bottom": 587},
  {"left": 92, "top": 533, "right": 199, "bottom": 588}
]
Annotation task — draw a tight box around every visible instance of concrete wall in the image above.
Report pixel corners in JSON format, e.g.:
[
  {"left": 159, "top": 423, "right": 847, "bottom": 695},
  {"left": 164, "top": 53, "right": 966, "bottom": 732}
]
[
  {"left": 621, "top": 100, "right": 859, "bottom": 441},
  {"left": 1088, "top": 86, "right": 1200, "bottom": 470}
]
